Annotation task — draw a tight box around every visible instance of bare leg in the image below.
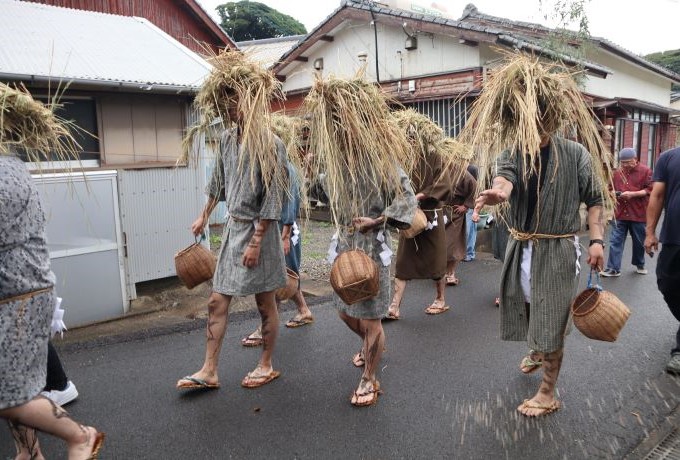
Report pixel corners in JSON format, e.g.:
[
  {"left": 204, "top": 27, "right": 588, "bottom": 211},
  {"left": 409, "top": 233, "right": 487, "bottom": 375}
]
[
  {"left": 445, "top": 260, "right": 460, "bottom": 285},
  {"left": 254, "top": 290, "right": 279, "bottom": 371},
  {"left": 285, "top": 288, "right": 314, "bottom": 327},
  {"left": 291, "top": 289, "right": 312, "bottom": 319},
  {"left": 177, "top": 292, "right": 231, "bottom": 386},
  {"left": 388, "top": 278, "right": 406, "bottom": 318},
  {"left": 517, "top": 349, "right": 564, "bottom": 416},
  {"left": 352, "top": 319, "right": 384, "bottom": 406},
  {"left": 9, "top": 421, "right": 44, "bottom": 460},
  {"left": 1, "top": 397, "right": 101, "bottom": 460}
]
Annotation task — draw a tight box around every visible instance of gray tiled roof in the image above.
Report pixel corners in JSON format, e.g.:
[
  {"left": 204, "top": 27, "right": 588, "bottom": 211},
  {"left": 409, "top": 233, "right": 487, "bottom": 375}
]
[{"left": 0, "top": 0, "right": 212, "bottom": 90}]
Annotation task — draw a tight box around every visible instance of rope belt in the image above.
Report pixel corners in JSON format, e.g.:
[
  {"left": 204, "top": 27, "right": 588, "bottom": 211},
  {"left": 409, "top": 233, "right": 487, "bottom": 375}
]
[
  {"left": 229, "top": 215, "right": 253, "bottom": 223},
  {"left": 509, "top": 228, "right": 576, "bottom": 244},
  {"left": 0, "top": 287, "right": 52, "bottom": 306}
]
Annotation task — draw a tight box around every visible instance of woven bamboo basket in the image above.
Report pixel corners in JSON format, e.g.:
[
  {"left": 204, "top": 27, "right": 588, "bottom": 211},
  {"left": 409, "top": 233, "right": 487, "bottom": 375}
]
[
  {"left": 571, "top": 287, "right": 631, "bottom": 342},
  {"left": 330, "top": 249, "right": 380, "bottom": 305},
  {"left": 401, "top": 208, "right": 428, "bottom": 239},
  {"left": 275, "top": 268, "right": 299, "bottom": 301},
  {"left": 174, "top": 241, "right": 216, "bottom": 289}
]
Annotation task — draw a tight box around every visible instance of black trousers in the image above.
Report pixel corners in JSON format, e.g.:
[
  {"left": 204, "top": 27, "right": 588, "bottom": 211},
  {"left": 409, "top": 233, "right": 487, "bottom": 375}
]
[
  {"left": 657, "top": 244, "right": 680, "bottom": 355},
  {"left": 44, "top": 341, "right": 68, "bottom": 392}
]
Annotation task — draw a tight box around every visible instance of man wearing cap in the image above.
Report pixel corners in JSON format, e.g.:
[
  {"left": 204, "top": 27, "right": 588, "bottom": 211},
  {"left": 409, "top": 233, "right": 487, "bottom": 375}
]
[{"left": 600, "top": 148, "right": 652, "bottom": 277}]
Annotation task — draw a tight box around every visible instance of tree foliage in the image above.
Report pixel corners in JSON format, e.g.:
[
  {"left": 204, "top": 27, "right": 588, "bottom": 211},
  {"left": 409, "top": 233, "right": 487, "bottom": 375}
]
[
  {"left": 217, "top": 1, "right": 307, "bottom": 41},
  {"left": 645, "top": 49, "right": 680, "bottom": 91},
  {"left": 538, "top": 0, "right": 592, "bottom": 63}
]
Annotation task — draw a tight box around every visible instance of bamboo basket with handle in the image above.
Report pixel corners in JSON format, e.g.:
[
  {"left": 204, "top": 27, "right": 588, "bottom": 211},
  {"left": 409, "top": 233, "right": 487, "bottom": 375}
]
[
  {"left": 330, "top": 249, "right": 379, "bottom": 305},
  {"left": 571, "top": 271, "right": 631, "bottom": 342},
  {"left": 174, "top": 236, "right": 216, "bottom": 289}
]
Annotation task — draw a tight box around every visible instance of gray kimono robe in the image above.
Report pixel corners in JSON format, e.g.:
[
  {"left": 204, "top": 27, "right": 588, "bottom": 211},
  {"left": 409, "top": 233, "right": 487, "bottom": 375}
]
[
  {"left": 497, "top": 137, "right": 603, "bottom": 352},
  {"left": 206, "top": 129, "right": 287, "bottom": 296},
  {"left": 329, "top": 169, "right": 417, "bottom": 319}
]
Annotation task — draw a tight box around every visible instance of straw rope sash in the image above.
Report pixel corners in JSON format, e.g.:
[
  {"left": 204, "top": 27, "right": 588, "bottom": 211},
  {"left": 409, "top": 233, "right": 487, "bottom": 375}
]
[{"left": 509, "top": 228, "right": 576, "bottom": 244}]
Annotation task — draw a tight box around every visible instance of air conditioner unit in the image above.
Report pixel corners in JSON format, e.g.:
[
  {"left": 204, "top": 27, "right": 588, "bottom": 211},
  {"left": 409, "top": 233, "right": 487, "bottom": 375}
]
[{"left": 405, "top": 35, "right": 418, "bottom": 50}]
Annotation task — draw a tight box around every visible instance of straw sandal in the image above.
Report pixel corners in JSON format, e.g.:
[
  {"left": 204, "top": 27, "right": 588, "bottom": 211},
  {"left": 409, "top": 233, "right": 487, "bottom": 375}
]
[
  {"left": 445, "top": 274, "right": 459, "bottom": 286},
  {"left": 517, "top": 399, "right": 561, "bottom": 417},
  {"left": 425, "top": 302, "right": 450, "bottom": 315},
  {"left": 86, "top": 430, "right": 106, "bottom": 460},
  {"left": 285, "top": 315, "right": 314, "bottom": 328},
  {"left": 176, "top": 376, "right": 220, "bottom": 389},
  {"left": 241, "top": 329, "right": 263, "bottom": 347},
  {"left": 351, "top": 379, "right": 382, "bottom": 407},
  {"left": 241, "top": 369, "right": 281, "bottom": 388},
  {"left": 519, "top": 355, "right": 543, "bottom": 374}
]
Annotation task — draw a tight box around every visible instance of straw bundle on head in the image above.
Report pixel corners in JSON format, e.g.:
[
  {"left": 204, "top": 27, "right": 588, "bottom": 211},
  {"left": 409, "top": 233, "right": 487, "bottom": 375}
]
[
  {"left": 271, "top": 112, "right": 309, "bottom": 217},
  {"left": 304, "top": 74, "right": 411, "bottom": 227},
  {"left": 183, "top": 49, "right": 283, "bottom": 189},
  {"left": 459, "top": 51, "right": 613, "bottom": 212},
  {"left": 436, "top": 136, "right": 475, "bottom": 187},
  {"left": 0, "top": 82, "right": 79, "bottom": 163}
]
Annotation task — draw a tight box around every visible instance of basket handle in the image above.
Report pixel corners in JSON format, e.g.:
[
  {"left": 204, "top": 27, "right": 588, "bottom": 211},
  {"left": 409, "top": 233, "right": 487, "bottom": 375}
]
[{"left": 587, "top": 269, "right": 603, "bottom": 292}]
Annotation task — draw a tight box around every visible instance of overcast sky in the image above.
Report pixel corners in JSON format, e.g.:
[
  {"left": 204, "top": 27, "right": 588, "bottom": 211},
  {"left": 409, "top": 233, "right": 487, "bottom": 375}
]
[{"left": 197, "top": 0, "right": 680, "bottom": 56}]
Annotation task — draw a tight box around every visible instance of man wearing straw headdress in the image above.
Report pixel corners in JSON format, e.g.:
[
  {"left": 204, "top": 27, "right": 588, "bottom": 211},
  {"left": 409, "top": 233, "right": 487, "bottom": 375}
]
[
  {"left": 176, "top": 50, "right": 288, "bottom": 390},
  {"left": 387, "top": 110, "right": 457, "bottom": 319},
  {"left": 305, "top": 74, "right": 417, "bottom": 407},
  {"left": 469, "top": 53, "right": 611, "bottom": 417},
  {"left": 0, "top": 83, "right": 104, "bottom": 459}
]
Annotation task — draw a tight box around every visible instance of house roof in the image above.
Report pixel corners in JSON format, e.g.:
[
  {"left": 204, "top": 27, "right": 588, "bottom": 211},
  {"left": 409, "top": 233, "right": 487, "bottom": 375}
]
[
  {"left": 0, "top": 0, "right": 213, "bottom": 92},
  {"left": 273, "top": 0, "right": 611, "bottom": 79},
  {"left": 181, "top": 0, "right": 236, "bottom": 49},
  {"left": 459, "top": 4, "right": 680, "bottom": 85},
  {"left": 238, "top": 35, "right": 304, "bottom": 69},
  {"left": 592, "top": 97, "right": 680, "bottom": 115}
]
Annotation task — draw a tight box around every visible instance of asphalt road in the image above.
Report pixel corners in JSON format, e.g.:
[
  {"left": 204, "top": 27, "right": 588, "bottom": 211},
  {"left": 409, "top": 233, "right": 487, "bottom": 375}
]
[{"left": 2, "top": 239, "right": 679, "bottom": 459}]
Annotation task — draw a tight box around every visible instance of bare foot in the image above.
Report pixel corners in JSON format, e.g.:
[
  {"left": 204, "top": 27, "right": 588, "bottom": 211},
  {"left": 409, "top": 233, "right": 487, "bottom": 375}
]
[
  {"left": 67, "top": 426, "right": 105, "bottom": 460},
  {"left": 350, "top": 378, "right": 381, "bottom": 407},
  {"left": 176, "top": 371, "right": 219, "bottom": 389},
  {"left": 424, "top": 299, "right": 450, "bottom": 315},
  {"left": 385, "top": 302, "right": 400, "bottom": 320},
  {"left": 352, "top": 351, "right": 365, "bottom": 367},
  {"left": 517, "top": 395, "right": 561, "bottom": 417},
  {"left": 241, "top": 327, "right": 263, "bottom": 347}
]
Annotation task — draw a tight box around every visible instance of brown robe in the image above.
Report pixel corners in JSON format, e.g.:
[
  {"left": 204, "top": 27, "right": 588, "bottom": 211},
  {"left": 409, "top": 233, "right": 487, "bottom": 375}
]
[
  {"left": 395, "top": 152, "right": 453, "bottom": 280},
  {"left": 445, "top": 171, "right": 477, "bottom": 263}
]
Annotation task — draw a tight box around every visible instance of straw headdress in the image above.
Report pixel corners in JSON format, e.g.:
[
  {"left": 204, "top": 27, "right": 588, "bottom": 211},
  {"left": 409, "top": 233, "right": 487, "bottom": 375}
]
[
  {"left": 459, "top": 51, "right": 613, "bottom": 212},
  {"left": 182, "top": 49, "right": 284, "bottom": 190},
  {"left": 0, "top": 82, "right": 80, "bottom": 164},
  {"left": 304, "top": 73, "right": 412, "bottom": 227}
]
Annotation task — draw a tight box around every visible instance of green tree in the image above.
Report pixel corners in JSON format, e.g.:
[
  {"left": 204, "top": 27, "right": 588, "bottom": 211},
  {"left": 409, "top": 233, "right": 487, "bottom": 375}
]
[
  {"left": 645, "top": 49, "right": 680, "bottom": 90},
  {"left": 217, "top": 1, "right": 307, "bottom": 41},
  {"left": 538, "top": 0, "right": 592, "bottom": 62}
]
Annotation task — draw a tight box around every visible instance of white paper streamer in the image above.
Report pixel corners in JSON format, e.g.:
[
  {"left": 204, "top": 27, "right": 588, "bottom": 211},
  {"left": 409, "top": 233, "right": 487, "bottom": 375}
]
[
  {"left": 291, "top": 221, "right": 300, "bottom": 246},
  {"left": 376, "top": 230, "right": 392, "bottom": 267},
  {"left": 425, "top": 209, "right": 439, "bottom": 231},
  {"left": 51, "top": 296, "right": 67, "bottom": 338},
  {"left": 327, "top": 231, "right": 339, "bottom": 263},
  {"left": 573, "top": 235, "right": 581, "bottom": 276}
]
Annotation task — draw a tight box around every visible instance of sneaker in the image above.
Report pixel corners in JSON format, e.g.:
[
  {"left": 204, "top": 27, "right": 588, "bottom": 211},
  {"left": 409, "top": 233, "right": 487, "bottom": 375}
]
[
  {"left": 666, "top": 354, "right": 680, "bottom": 375},
  {"left": 600, "top": 269, "right": 621, "bottom": 277},
  {"left": 636, "top": 266, "right": 648, "bottom": 275},
  {"left": 41, "top": 381, "right": 78, "bottom": 406}
]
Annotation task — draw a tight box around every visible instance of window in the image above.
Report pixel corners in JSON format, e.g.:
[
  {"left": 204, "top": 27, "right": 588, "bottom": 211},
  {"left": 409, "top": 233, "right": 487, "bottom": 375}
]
[
  {"left": 19, "top": 97, "right": 100, "bottom": 167},
  {"left": 648, "top": 124, "right": 656, "bottom": 168}
]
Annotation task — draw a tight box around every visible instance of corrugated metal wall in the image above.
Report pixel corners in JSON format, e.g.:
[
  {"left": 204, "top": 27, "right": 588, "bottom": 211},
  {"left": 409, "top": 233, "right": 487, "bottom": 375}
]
[
  {"left": 403, "top": 97, "right": 472, "bottom": 137},
  {"left": 117, "top": 165, "right": 206, "bottom": 291}
]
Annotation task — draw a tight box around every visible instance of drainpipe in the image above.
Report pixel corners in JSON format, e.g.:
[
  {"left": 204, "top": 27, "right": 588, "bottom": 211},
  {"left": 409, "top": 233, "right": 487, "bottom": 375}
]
[{"left": 368, "top": 5, "right": 380, "bottom": 83}]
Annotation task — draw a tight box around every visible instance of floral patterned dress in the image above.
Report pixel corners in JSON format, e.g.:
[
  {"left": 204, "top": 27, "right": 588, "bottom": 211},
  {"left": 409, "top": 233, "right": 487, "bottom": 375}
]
[{"left": 0, "top": 155, "right": 55, "bottom": 409}]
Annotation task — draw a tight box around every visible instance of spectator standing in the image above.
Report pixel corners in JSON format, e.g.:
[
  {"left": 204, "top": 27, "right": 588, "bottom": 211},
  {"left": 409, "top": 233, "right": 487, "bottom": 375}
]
[
  {"left": 601, "top": 148, "right": 652, "bottom": 277},
  {"left": 644, "top": 147, "right": 680, "bottom": 374},
  {"left": 464, "top": 164, "right": 480, "bottom": 261}
]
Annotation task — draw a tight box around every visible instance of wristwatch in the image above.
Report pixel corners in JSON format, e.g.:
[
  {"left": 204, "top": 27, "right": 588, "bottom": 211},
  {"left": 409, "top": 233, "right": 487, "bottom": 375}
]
[{"left": 589, "top": 239, "right": 605, "bottom": 248}]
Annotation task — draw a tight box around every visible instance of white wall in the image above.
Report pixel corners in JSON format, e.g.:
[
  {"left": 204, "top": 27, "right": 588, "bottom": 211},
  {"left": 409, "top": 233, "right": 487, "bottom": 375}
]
[
  {"left": 282, "top": 21, "right": 481, "bottom": 93},
  {"left": 583, "top": 48, "right": 672, "bottom": 106}
]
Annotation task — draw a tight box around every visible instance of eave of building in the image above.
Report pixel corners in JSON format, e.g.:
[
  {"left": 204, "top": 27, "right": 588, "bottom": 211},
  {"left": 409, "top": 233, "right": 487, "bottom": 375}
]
[{"left": 273, "top": 0, "right": 610, "bottom": 81}]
